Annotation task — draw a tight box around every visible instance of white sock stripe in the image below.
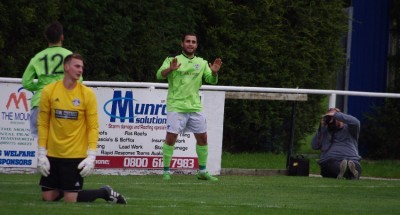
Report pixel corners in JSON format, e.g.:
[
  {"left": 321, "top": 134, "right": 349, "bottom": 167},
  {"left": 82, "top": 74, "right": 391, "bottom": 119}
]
[{"left": 110, "top": 190, "right": 119, "bottom": 197}]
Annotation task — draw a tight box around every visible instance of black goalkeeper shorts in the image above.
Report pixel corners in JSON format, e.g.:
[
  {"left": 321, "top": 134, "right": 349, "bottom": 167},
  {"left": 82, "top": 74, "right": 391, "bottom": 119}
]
[{"left": 39, "top": 157, "right": 84, "bottom": 192}]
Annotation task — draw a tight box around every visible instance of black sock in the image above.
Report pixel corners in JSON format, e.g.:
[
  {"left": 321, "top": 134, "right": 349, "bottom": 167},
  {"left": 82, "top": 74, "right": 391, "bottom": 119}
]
[{"left": 77, "top": 189, "right": 108, "bottom": 202}]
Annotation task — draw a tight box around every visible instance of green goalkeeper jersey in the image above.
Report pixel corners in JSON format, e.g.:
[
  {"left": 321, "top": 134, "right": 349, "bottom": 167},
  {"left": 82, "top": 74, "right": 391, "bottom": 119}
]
[
  {"left": 156, "top": 53, "right": 218, "bottom": 112},
  {"left": 22, "top": 46, "right": 82, "bottom": 109}
]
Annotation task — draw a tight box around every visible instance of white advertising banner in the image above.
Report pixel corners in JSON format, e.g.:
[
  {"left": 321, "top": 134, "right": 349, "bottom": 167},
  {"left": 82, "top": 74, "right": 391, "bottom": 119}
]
[
  {"left": 0, "top": 83, "right": 36, "bottom": 169},
  {"left": 0, "top": 81, "right": 225, "bottom": 175}
]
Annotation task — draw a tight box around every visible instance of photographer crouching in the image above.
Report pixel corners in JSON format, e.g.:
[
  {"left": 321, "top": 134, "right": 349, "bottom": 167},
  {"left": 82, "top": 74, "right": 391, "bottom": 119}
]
[{"left": 311, "top": 108, "right": 362, "bottom": 179}]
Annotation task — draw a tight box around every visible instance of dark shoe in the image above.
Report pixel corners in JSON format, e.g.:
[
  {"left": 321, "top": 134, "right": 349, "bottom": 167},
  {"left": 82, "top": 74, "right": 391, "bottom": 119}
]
[{"left": 101, "top": 185, "right": 127, "bottom": 204}]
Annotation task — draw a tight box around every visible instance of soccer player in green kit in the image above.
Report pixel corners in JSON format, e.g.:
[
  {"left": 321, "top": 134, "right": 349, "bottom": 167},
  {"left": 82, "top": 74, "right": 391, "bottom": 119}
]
[
  {"left": 22, "top": 21, "right": 82, "bottom": 139},
  {"left": 156, "top": 33, "right": 222, "bottom": 181}
]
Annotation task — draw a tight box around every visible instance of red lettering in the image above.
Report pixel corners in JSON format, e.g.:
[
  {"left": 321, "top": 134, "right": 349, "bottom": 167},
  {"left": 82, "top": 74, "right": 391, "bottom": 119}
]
[{"left": 6, "top": 92, "right": 28, "bottom": 112}]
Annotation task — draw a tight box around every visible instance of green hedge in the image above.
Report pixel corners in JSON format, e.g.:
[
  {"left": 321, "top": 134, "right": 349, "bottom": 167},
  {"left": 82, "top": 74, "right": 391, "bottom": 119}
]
[{"left": 0, "top": 0, "right": 348, "bottom": 154}]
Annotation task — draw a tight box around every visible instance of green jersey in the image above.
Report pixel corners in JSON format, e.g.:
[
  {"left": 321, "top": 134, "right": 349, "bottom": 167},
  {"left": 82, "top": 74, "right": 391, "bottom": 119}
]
[
  {"left": 22, "top": 46, "right": 76, "bottom": 108},
  {"left": 156, "top": 53, "right": 218, "bottom": 112}
]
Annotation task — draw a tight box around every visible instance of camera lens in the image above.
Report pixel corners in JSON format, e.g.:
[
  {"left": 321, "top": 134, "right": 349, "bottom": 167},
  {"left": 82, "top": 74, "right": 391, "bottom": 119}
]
[{"left": 324, "top": 115, "right": 332, "bottom": 124}]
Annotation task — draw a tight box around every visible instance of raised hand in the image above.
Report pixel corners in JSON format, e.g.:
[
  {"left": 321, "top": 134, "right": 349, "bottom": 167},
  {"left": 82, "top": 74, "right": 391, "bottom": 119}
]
[
  {"left": 209, "top": 58, "right": 222, "bottom": 75},
  {"left": 170, "top": 58, "right": 181, "bottom": 71}
]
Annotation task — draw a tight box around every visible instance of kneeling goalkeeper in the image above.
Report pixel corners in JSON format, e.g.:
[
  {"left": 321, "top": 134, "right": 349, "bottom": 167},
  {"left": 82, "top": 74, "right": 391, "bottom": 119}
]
[{"left": 37, "top": 53, "right": 126, "bottom": 204}]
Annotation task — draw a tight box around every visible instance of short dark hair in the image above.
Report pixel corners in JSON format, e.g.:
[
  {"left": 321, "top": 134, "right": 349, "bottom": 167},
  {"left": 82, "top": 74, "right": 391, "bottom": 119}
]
[
  {"left": 64, "top": 53, "right": 84, "bottom": 65},
  {"left": 44, "top": 21, "right": 63, "bottom": 44},
  {"left": 181, "top": 32, "right": 197, "bottom": 42}
]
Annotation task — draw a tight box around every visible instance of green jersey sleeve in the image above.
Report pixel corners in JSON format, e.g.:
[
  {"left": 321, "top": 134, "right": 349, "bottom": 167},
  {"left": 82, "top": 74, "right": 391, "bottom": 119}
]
[
  {"left": 156, "top": 57, "right": 173, "bottom": 80},
  {"left": 22, "top": 46, "right": 73, "bottom": 108},
  {"left": 203, "top": 60, "right": 218, "bottom": 85}
]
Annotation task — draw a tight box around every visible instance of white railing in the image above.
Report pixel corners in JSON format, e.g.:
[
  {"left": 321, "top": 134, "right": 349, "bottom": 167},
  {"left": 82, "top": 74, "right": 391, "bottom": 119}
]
[
  {"left": 3, "top": 77, "right": 400, "bottom": 170},
  {"left": 2, "top": 77, "right": 400, "bottom": 107}
]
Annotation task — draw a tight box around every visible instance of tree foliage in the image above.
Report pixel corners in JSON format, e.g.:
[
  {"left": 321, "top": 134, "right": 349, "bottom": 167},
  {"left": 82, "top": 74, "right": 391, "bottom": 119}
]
[{"left": 0, "top": 0, "right": 348, "bottom": 154}]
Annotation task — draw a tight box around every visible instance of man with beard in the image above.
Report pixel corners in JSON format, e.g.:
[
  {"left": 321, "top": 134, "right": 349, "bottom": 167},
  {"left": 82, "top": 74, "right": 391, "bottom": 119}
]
[{"left": 156, "top": 33, "right": 222, "bottom": 181}]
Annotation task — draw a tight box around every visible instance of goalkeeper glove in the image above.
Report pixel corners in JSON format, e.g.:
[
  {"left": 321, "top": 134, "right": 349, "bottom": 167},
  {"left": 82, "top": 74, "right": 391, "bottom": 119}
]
[
  {"left": 78, "top": 150, "right": 96, "bottom": 177},
  {"left": 37, "top": 147, "right": 50, "bottom": 177}
]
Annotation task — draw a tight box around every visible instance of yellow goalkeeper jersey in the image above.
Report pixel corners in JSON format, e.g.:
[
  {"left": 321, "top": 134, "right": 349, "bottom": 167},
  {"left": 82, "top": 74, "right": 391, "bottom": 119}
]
[{"left": 38, "top": 80, "right": 98, "bottom": 158}]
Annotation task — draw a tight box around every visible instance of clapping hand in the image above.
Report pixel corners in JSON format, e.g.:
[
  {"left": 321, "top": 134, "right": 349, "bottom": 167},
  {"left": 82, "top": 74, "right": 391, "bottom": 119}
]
[
  {"left": 210, "top": 58, "right": 222, "bottom": 75},
  {"left": 170, "top": 58, "right": 181, "bottom": 71}
]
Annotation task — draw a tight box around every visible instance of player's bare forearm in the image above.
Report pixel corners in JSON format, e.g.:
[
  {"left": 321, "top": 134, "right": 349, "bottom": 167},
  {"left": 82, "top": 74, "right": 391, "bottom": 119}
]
[{"left": 161, "top": 68, "right": 172, "bottom": 77}]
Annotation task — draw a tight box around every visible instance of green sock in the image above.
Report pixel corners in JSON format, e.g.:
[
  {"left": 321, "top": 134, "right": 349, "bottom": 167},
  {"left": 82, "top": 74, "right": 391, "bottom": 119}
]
[
  {"left": 196, "top": 144, "right": 208, "bottom": 171},
  {"left": 163, "top": 143, "right": 174, "bottom": 172}
]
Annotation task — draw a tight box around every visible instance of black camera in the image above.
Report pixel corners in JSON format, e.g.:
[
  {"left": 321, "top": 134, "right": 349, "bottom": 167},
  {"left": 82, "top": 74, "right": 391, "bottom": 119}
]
[
  {"left": 323, "top": 115, "right": 339, "bottom": 131},
  {"left": 323, "top": 115, "right": 334, "bottom": 125}
]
